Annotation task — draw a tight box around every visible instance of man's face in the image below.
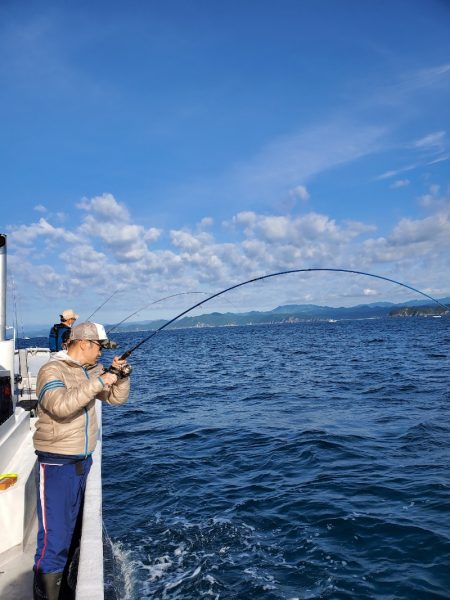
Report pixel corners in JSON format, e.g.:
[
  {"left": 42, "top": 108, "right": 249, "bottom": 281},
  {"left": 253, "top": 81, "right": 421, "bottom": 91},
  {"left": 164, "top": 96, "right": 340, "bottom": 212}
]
[{"left": 80, "top": 339, "right": 102, "bottom": 365}]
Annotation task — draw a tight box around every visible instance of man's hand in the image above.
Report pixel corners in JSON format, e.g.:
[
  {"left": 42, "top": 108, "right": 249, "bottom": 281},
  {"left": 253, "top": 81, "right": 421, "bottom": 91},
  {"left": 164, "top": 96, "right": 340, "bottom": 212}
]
[
  {"left": 107, "top": 356, "right": 132, "bottom": 379},
  {"left": 101, "top": 371, "right": 118, "bottom": 387},
  {"left": 111, "top": 356, "right": 128, "bottom": 370}
]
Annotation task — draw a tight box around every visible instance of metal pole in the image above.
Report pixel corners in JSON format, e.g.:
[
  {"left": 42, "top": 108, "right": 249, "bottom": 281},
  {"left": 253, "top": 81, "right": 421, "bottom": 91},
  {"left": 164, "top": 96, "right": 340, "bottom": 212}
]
[{"left": 0, "top": 234, "right": 7, "bottom": 342}]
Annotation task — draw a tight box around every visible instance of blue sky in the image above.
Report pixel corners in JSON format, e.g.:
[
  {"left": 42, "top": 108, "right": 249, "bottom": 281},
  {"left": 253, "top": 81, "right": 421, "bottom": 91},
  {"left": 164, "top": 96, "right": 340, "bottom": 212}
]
[{"left": 1, "top": 0, "right": 450, "bottom": 327}]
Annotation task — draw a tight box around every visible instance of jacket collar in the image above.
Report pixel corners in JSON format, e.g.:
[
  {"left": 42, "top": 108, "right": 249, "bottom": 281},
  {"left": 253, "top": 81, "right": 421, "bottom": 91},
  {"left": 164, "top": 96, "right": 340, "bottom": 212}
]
[{"left": 50, "top": 351, "right": 97, "bottom": 370}]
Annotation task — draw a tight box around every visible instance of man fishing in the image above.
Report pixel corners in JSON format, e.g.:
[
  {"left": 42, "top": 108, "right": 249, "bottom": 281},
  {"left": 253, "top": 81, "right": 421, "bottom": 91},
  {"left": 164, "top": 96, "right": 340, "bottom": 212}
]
[
  {"left": 48, "top": 309, "right": 79, "bottom": 352},
  {"left": 33, "top": 321, "right": 131, "bottom": 600}
]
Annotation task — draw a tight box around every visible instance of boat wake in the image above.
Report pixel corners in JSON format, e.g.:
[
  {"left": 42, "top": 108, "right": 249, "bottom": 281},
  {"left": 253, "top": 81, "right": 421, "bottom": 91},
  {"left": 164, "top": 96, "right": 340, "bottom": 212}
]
[{"left": 104, "top": 525, "right": 137, "bottom": 599}]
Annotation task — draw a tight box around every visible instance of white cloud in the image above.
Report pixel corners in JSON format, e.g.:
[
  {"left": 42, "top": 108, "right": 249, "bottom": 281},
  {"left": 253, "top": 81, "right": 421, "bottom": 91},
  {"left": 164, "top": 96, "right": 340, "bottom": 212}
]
[
  {"left": 234, "top": 212, "right": 372, "bottom": 246},
  {"left": 232, "top": 211, "right": 257, "bottom": 226},
  {"left": 9, "top": 218, "right": 78, "bottom": 245},
  {"left": 360, "top": 190, "right": 450, "bottom": 278},
  {"left": 413, "top": 63, "right": 450, "bottom": 88},
  {"left": 290, "top": 185, "right": 310, "bottom": 202},
  {"left": 198, "top": 217, "right": 213, "bottom": 228},
  {"left": 414, "top": 131, "right": 446, "bottom": 149},
  {"left": 77, "top": 194, "right": 162, "bottom": 263},
  {"left": 61, "top": 244, "right": 109, "bottom": 282},
  {"left": 378, "top": 170, "right": 397, "bottom": 180},
  {"left": 363, "top": 288, "right": 377, "bottom": 296},
  {"left": 178, "top": 117, "right": 388, "bottom": 216},
  {"left": 418, "top": 193, "right": 434, "bottom": 207},
  {"left": 390, "top": 213, "right": 450, "bottom": 246},
  {"left": 377, "top": 127, "right": 448, "bottom": 183},
  {"left": 377, "top": 164, "right": 417, "bottom": 180},
  {"left": 77, "top": 193, "right": 130, "bottom": 222},
  {"left": 6, "top": 190, "right": 450, "bottom": 321},
  {"left": 159, "top": 62, "right": 450, "bottom": 222},
  {"left": 417, "top": 184, "right": 441, "bottom": 207},
  {"left": 255, "top": 216, "right": 292, "bottom": 242},
  {"left": 229, "top": 121, "right": 386, "bottom": 202},
  {"left": 390, "top": 179, "right": 410, "bottom": 189},
  {"left": 79, "top": 217, "right": 149, "bottom": 262},
  {"left": 33, "top": 204, "right": 47, "bottom": 213},
  {"left": 170, "top": 229, "right": 204, "bottom": 252},
  {"left": 427, "top": 155, "right": 450, "bottom": 166},
  {"left": 429, "top": 184, "right": 441, "bottom": 195},
  {"left": 144, "top": 227, "right": 162, "bottom": 242},
  {"left": 383, "top": 63, "right": 450, "bottom": 104}
]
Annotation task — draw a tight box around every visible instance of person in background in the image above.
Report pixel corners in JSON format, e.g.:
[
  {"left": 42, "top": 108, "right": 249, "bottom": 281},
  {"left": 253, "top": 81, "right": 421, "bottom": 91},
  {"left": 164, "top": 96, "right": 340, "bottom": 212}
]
[
  {"left": 33, "top": 322, "right": 131, "bottom": 600},
  {"left": 49, "top": 309, "right": 79, "bottom": 352}
]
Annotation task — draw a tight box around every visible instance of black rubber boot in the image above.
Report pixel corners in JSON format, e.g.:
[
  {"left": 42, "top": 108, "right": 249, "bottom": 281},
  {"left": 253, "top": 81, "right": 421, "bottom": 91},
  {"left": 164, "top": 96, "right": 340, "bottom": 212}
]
[{"left": 33, "top": 571, "right": 63, "bottom": 600}]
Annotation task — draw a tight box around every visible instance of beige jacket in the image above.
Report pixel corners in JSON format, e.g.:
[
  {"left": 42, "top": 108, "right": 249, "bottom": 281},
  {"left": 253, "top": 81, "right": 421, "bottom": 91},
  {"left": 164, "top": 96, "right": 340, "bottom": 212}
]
[{"left": 34, "top": 351, "right": 130, "bottom": 456}]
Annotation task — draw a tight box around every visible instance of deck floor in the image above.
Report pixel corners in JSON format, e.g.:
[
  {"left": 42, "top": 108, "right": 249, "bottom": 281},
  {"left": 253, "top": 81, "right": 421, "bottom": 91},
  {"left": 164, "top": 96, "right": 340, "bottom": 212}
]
[{"left": 0, "top": 519, "right": 36, "bottom": 600}]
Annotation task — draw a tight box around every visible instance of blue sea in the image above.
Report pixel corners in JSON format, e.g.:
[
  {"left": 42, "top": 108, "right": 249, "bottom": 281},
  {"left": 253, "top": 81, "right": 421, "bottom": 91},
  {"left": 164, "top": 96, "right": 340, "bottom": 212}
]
[{"left": 26, "top": 317, "right": 450, "bottom": 598}]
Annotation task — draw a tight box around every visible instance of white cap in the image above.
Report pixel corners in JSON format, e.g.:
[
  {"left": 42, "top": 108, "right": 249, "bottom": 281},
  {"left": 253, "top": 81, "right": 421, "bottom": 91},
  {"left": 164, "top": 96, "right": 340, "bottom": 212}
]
[
  {"left": 69, "top": 322, "right": 110, "bottom": 348},
  {"left": 61, "top": 309, "right": 79, "bottom": 321}
]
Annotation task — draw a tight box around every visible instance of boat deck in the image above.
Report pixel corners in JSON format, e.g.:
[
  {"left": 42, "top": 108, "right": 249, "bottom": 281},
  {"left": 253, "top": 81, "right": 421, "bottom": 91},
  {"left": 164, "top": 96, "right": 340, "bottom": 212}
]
[{"left": 0, "top": 518, "right": 36, "bottom": 600}]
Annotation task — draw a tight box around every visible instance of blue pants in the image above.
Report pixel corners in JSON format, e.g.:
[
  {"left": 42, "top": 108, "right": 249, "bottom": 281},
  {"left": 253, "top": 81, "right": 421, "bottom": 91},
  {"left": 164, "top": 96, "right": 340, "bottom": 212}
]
[{"left": 34, "top": 456, "right": 92, "bottom": 573}]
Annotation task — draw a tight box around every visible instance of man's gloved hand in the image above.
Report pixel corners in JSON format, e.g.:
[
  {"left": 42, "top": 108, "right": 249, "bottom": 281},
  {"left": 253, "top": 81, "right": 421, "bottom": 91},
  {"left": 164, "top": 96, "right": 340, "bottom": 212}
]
[
  {"left": 101, "top": 371, "right": 118, "bottom": 387},
  {"left": 106, "top": 356, "right": 132, "bottom": 379}
]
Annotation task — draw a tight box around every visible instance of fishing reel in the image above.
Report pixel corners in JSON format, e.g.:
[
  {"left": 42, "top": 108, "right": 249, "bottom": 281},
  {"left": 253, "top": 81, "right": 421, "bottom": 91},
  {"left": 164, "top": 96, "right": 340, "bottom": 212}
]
[
  {"left": 103, "top": 340, "right": 118, "bottom": 349},
  {"left": 105, "top": 363, "right": 133, "bottom": 379}
]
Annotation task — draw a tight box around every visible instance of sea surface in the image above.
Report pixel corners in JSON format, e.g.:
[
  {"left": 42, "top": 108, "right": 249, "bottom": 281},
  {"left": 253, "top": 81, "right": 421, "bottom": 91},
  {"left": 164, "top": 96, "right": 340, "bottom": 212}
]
[
  {"left": 99, "top": 318, "right": 450, "bottom": 599},
  {"left": 27, "top": 317, "right": 450, "bottom": 598}
]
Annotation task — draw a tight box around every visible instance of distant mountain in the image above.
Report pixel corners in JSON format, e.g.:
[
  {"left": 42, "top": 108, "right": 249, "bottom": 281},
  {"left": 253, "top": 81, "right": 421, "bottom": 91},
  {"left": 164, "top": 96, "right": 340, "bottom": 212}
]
[
  {"left": 22, "top": 297, "right": 450, "bottom": 337},
  {"left": 390, "top": 305, "right": 449, "bottom": 317},
  {"left": 103, "top": 298, "right": 449, "bottom": 332}
]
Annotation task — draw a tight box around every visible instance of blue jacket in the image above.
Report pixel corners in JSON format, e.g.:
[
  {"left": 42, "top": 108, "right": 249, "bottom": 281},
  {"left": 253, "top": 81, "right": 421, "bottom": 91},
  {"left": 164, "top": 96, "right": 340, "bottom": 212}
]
[{"left": 49, "top": 323, "right": 70, "bottom": 352}]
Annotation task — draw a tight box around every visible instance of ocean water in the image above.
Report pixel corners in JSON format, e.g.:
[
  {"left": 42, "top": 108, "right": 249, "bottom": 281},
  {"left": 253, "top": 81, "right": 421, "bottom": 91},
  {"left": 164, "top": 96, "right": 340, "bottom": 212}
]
[
  {"left": 100, "top": 318, "right": 450, "bottom": 599},
  {"left": 24, "top": 316, "right": 450, "bottom": 599}
]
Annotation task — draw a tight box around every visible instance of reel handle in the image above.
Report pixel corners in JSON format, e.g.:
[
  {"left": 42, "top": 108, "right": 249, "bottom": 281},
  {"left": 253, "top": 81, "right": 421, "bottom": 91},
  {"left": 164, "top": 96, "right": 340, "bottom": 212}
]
[{"left": 106, "top": 364, "right": 133, "bottom": 379}]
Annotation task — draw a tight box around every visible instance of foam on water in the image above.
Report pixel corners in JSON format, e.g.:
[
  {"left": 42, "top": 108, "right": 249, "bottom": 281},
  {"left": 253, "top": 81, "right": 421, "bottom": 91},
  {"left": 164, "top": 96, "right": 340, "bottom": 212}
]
[{"left": 103, "top": 535, "right": 137, "bottom": 599}]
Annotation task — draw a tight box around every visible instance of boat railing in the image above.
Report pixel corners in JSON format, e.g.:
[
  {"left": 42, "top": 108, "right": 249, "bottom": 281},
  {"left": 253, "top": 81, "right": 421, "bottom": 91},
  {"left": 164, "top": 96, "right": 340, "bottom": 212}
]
[
  {"left": 76, "top": 400, "right": 104, "bottom": 599},
  {"left": 14, "top": 347, "right": 51, "bottom": 411}
]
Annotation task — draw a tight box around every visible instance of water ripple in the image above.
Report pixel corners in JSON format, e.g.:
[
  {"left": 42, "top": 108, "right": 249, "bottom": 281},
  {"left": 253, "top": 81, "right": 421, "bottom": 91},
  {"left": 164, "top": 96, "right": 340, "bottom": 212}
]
[{"left": 102, "top": 318, "right": 450, "bottom": 599}]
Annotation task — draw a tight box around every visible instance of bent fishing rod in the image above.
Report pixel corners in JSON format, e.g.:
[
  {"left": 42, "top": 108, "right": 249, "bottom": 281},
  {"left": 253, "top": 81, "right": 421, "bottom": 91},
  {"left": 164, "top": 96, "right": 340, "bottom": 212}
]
[
  {"left": 104, "top": 291, "right": 214, "bottom": 377},
  {"left": 117, "top": 268, "right": 449, "bottom": 361}
]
